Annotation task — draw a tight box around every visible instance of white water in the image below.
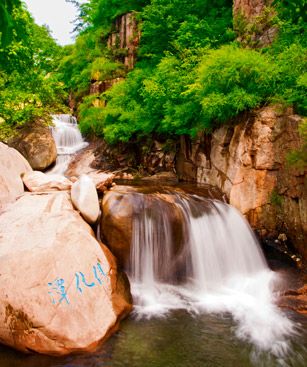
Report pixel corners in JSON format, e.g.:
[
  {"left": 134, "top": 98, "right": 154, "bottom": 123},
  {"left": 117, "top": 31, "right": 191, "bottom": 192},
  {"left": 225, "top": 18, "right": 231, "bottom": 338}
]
[
  {"left": 130, "top": 195, "right": 296, "bottom": 357},
  {"left": 48, "top": 114, "right": 88, "bottom": 175}
]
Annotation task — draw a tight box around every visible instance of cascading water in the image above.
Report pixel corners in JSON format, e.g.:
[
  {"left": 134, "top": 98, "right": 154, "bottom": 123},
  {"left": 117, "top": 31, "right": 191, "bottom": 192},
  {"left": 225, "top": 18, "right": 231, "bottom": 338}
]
[
  {"left": 48, "top": 114, "right": 88, "bottom": 175},
  {"left": 130, "top": 193, "right": 296, "bottom": 358}
]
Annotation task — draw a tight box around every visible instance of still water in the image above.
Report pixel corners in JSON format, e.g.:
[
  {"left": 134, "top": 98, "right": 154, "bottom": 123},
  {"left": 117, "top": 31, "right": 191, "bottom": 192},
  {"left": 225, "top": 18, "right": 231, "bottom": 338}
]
[{"left": 0, "top": 307, "right": 306, "bottom": 367}]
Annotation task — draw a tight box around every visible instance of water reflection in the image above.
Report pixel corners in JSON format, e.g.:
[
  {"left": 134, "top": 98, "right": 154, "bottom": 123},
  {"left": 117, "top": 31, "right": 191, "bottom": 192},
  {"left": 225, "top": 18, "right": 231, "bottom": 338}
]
[{"left": 0, "top": 310, "right": 306, "bottom": 367}]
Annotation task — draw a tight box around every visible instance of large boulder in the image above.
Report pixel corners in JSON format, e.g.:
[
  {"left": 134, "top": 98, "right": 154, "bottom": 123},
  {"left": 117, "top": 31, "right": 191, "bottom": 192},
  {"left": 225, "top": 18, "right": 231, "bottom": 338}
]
[
  {"left": 71, "top": 175, "right": 100, "bottom": 224},
  {"left": 0, "top": 142, "right": 32, "bottom": 210},
  {"left": 0, "top": 192, "right": 132, "bottom": 355},
  {"left": 22, "top": 171, "right": 72, "bottom": 192},
  {"left": 9, "top": 124, "right": 57, "bottom": 171},
  {"left": 101, "top": 189, "right": 135, "bottom": 268},
  {"left": 101, "top": 186, "right": 187, "bottom": 272}
]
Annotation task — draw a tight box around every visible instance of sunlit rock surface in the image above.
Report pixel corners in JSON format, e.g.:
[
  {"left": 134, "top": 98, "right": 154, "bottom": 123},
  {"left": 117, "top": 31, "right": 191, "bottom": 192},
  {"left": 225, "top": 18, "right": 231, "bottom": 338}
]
[
  {"left": 23, "top": 171, "right": 72, "bottom": 192},
  {"left": 87, "top": 171, "right": 115, "bottom": 193},
  {"left": 71, "top": 175, "right": 100, "bottom": 224},
  {"left": 0, "top": 192, "right": 132, "bottom": 355},
  {"left": 0, "top": 143, "right": 32, "bottom": 210}
]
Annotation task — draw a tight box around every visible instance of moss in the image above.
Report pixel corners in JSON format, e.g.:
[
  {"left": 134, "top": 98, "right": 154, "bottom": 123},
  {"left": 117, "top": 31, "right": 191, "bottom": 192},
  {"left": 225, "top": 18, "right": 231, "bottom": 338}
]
[
  {"left": 286, "top": 118, "right": 307, "bottom": 169},
  {"left": 270, "top": 189, "right": 283, "bottom": 207}
]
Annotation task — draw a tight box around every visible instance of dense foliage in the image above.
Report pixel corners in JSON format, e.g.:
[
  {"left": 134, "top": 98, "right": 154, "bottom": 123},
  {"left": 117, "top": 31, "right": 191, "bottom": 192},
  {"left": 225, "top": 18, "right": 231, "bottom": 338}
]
[
  {"left": 58, "top": 0, "right": 306, "bottom": 144},
  {"left": 0, "top": 1, "right": 67, "bottom": 140},
  {"left": 0, "top": 0, "right": 21, "bottom": 46},
  {"left": 1, "top": 0, "right": 306, "bottom": 146}
]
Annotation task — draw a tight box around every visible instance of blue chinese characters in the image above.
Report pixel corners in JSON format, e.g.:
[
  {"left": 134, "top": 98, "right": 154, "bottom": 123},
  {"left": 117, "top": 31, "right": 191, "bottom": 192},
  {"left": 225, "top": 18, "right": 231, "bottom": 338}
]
[
  {"left": 48, "top": 278, "right": 70, "bottom": 305},
  {"left": 48, "top": 262, "right": 109, "bottom": 305}
]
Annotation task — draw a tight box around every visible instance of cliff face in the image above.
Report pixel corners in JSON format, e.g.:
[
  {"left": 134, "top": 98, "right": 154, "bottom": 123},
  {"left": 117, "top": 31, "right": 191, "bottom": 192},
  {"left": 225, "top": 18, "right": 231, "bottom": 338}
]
[
  {"left": 233, "top": 0, "right": 277, "bottom": 47},
  {"left": 89, "top": 12, "right": 140, "bottom": 96},
  {"left": 107, "top": 12, "right": 140, "bottom": 70},
  {"left": 176, "top": 106, "right": 306, "bottom": 260},
  {"left": 233, "top": 0, "right": 272, "bottom": 19}
]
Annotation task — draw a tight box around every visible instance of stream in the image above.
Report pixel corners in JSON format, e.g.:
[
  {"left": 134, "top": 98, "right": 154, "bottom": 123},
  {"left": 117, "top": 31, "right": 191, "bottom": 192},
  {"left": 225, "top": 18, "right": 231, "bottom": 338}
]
[{"left": 0, "top": 115, "right": 305, "bottom": 367}]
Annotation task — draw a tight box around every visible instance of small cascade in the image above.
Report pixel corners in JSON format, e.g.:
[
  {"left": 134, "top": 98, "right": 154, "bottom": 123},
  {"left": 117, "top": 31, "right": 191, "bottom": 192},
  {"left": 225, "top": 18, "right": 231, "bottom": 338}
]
[
  {"left": 48, "top": 114, "right": 88, "bottom": 175},
  {"left": 130, "top": 193, "right": 296, "bottom": 356}
]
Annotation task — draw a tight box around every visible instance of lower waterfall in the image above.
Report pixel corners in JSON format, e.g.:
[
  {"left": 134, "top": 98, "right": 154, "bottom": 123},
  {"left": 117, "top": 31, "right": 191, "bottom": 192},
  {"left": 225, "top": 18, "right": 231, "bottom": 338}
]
[{"left": 130, "top": 194, "right": 296, "bottom": 357}]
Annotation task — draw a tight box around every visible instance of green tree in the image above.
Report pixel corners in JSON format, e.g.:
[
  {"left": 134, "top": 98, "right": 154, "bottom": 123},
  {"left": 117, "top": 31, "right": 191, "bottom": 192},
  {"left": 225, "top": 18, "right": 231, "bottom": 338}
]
[
  {"left": 0, "top": 2, "right": 67, "bottom": 140},
  {"left": 0, "top": 0, "right": 21, "bottom": 46}
]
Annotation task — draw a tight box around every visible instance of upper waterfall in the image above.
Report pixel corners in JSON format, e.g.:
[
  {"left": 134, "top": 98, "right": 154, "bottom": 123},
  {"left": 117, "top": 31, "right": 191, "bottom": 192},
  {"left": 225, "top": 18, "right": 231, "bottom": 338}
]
[{"left": 48, "top": 114, "right": 88, "bottom": 175}]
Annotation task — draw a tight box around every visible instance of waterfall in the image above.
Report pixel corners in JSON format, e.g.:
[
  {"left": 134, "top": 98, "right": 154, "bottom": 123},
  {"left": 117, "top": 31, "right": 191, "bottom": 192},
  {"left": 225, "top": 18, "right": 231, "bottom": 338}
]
[
  {"left": 130, "top": 193, "right": 296, "bottom": 356},
  {"left": 48, "top": 114, "right": 88, "bottom": 175}
]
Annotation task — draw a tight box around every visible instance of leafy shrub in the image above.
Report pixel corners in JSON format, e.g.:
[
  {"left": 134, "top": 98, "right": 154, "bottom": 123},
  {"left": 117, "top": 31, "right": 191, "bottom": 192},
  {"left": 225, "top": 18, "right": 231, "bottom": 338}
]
[{"left": 195, "top": 45, "right": 280, "bottom": 128}]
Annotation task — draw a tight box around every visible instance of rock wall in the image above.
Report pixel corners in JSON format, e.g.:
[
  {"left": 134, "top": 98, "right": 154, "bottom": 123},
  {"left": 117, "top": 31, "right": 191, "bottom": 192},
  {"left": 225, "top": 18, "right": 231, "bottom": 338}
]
[
  {"left": 176, "top": 106, "right": 306, "bottom": 260},
  {"left": 90, "top": 12, "right": 140, "bottom": 97},
  {"left": 91, "top": 138, "right": 176, "bottom": 178},
  {"left": 233, "top": 0, "right": 272, "bottom": 19},
  {"left": 107, "top": 12, "right": 140, "bottom": 70},
  {"left": 233, "top": 0, "right": 277, "bottom": 47},
  {"left": 90, "top": 77, "right": 125, "bottom": 96}
]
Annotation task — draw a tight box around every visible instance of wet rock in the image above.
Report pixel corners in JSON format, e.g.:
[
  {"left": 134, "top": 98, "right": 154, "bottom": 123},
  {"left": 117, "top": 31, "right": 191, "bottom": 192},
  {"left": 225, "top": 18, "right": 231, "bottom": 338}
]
[
  {"left": 0, "top": 142, "right": 32, "bottom": 210},
  {"left": 279, "top": 285, "right": 307, "bottom": 314},
  {"left": 101, "top": 190, "right": 134, "bottom": 267},
  {"left": 71, "top": 175, "right": 100, "bottom": 224},
  {"left": 141, "top": 172, "right": 178, "bottom": 182},
  {"left": 9, "top": 125, "right": 57, "bottom": 171},
  {"left": 118, "top": 172, "right": 134, "bottom": 180},
  {"left": 101, "top": 187, "right": 187, "bottom": 272},
  {"left": 0, "top": 192, "right": 132, "bottom": 355},
  {"left": 278, "top": 233, "right": 287, "bottom": 242},
  {"left": 22, "top": 171, "right": 72, "bottom": 192}
]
